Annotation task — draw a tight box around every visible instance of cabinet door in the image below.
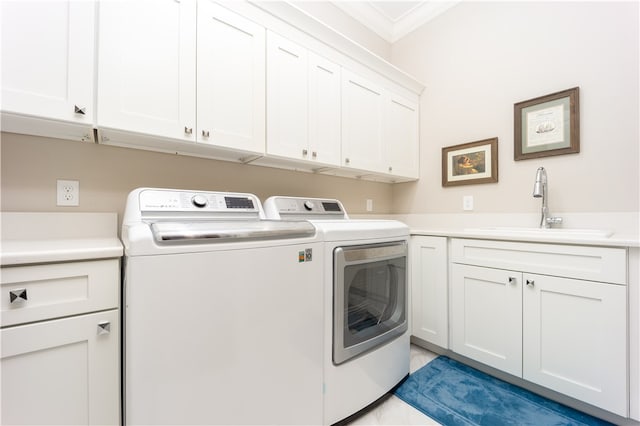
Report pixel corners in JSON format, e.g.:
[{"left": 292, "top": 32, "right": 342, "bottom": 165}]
[
  {"left": 1, "top": 310, "right": 119, "bottom": 425},
  {"left": 450, "top": 264, "right": 522, "bottom": 376},
  {"left": 98, "top": 0, "right": 196, "bottom": 141},
  {"left": 1, "top": 0, "right": 95, "bottom": 123},
  {"left": 384, "top": 94, "right": 419, "bottom": 179},
  {"left": 266, "top": 31, "right": 308, "bottom": 159},
  {"left": 199, "top": 1, "right": 265, "bottom": 154},
  {"left": 410, "top": 236, "right": 448, "bottom": 348},
  {"left": 341, "top": 70, "right": 385, "bottom": 173},
  {"left": 308, "top": 53, "right": 341, "bottom": 167},
  {"left": 523, "top": 274, "right": 627, "bottom": 416}
]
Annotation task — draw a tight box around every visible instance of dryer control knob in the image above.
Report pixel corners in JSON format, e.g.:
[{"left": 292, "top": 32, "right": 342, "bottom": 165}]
[
  {"left": 192, "top": 195, "right": 208, "bottom": 208},
  {"left": 303, "top": 201, "right": 314, "bottom": 211}
]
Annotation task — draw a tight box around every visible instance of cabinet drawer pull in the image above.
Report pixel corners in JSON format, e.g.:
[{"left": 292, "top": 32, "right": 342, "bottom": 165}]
[
  {"left": 9, "top": 288, "right": 27, "bottom": 303},
  {"left": 508, "top": 277, "right": 516, "bottom": 285},
  {"left": 202, "top": 130, "right": 210, "bottom": 138},
  {"left": 345, "top": 158, "right": 350, "bottom": 165},
  {"left": 302, "top": 149, "right": 308, "bottom": 156},
  {"left": 526, "top": 279, "right": 535, "bottom": 287},
  {"left": 312, "top": 151, "right": 317, "bottom": 158},
  {"left": 184, "top": 126, "right": 193, "bottom": 135},
  {"left": 97, "top": 321, "right": 111, "bottom": 335},
  {"left": 74, "top": 105, "right": 86, "bottom": 115}
]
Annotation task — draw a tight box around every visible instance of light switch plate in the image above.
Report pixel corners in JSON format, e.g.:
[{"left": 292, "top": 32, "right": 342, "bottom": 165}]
[{"left": 463, "top": 195, "right": 474, "bottom": 211}]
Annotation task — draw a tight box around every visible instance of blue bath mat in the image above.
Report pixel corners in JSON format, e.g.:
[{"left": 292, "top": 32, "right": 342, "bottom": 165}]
[{"left": 394, "top": 356, "right": 612, "bottom": 426}]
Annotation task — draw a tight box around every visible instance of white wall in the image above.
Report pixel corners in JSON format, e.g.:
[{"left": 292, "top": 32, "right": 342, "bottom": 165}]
[
  {"left": 292, "top": 1, "right": 391, "bottom": 60},
  {"left": 390, "top": 1, "right": 639, "bottom": 214}
]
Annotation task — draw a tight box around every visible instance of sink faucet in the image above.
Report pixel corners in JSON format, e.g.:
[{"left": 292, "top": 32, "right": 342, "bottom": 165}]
[{"left": 532, "top": 167, "right": 563, "bottom": 228}]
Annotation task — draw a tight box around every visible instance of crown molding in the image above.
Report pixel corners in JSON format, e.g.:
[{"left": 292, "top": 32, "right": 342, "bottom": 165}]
[{"left": 332, "top": 1, "right": 459, "bottom": 43}]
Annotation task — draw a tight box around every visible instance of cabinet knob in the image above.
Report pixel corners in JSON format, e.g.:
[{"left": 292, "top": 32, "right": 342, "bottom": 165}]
[
  {"left": 97, "top": 321, "right": 111, "bottom": 335},
  {"left": 202, "top": 130, "right": 210, "bottom": 138},
  {"left": 526, "top": 279, "right": 535, "bottom": 287},
  {"left": 388, "top": 166, "right": 393, "bottom": 172},
  {"left": 184, "top": 126, "right": 193, "bottom": 135},
  {"left": 9, "top": 288, "right": 27, "bottom": 304},
  {"left": 302, "top": 149, "right": 308, "bottom": 156},
  {"left": 345, "top": 158, "right": 350, "bottom": 165},
  {"left": 508, "top": 277, "right": 516, "bottom": 285},
  {"left": 74, "top": 105, "right": 86, "bottom": 115},
  {"left": 312, "top": 151, "right": 317, "bottom": 158}
]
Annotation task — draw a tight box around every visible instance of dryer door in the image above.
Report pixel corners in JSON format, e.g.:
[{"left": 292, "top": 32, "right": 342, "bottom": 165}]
[{"left": 333, "top": 241, "right": 408, "bottom": 365}]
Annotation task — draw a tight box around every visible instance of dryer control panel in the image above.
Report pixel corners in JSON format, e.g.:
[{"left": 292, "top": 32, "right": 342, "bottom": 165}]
[{"left": 263, "top": 196, "right": 348, "bottom": 220}]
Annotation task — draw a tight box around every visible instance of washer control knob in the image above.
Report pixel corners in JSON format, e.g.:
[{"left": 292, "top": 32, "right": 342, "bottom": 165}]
[
  {"left": 192, "top": 195, "right": 208, "bottom": 208},
  {"left": 303, "top": 201, "right": 314, "bottom": 211}
]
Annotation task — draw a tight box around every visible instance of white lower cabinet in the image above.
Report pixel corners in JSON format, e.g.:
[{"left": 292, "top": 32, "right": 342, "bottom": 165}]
[
  {"left": 450, "top": 264, "right": 523, "bottom": 376},
  {"left": 1, "top": 310, "right": 119, "bottom": 425},
  {"left": 450, "top": 238, "right": 628, "bottom": 417},
  {"left": 1, "top": 259, "right": 120, "bottom": 425},
  {"left": 410, "top": 236, "right": 448, "bottom": 348},
  {"left": 522, "top": 273, "right": 627, "bottom": 416}
]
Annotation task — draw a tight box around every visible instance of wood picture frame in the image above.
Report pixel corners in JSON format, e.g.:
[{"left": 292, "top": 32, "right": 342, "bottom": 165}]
[
  {"left": 514, "top": 87, "right": 580, "bottom": 161},
  {"left": 442, "top": 138, "right": 498, "bottom": 187}
]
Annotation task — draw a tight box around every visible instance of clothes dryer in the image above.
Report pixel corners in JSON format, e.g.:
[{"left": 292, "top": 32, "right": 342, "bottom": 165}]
[{"left": 263, "top": 196, "right": 410, "bottom": 425}]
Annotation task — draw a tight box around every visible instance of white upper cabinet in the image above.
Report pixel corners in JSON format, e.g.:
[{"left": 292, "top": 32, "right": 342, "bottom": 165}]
[
  {"left": 197, "top": 1, "right": 265, "bottom": 154},
  {"left": 97, "top": 0, "right": 197, "bottom": 141},
  {"left": 308, "top": 52, "right": 341, "bottom": 167},
  {"left": 341, "top": 70, "right": 385, "bottom": 173},
  {"left": 266, "top": 32, "right": 309, "bottom": 160},
  {"left": 265, "top": 32, "right": 341, "bottom": 167},
  {"left": 0, "top": 0, "right": 95, "bottom": 139},
  {"left": 384, "top": 94, "right": 419, "bottom": 179}
]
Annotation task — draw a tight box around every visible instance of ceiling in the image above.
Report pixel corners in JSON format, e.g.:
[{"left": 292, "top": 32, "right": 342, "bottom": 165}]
[{"left": 331, "top": 1, "right": 459, "bottom": 43}]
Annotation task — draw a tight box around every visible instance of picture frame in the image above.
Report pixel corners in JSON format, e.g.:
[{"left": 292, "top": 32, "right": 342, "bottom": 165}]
[
  {"left": 442, "top": 137, "right": 498, "bottom": 187},
  {"left": 514, "top": 87, "right": 580, "bottom": 161}
]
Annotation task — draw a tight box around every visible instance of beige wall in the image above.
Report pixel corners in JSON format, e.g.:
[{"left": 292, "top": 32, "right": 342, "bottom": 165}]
[
  {"left": 390, "top": 1, "right": 640, "bottom": 214},
  {"left": 0, "top": 133, "right": 393, "bottom": 218}
]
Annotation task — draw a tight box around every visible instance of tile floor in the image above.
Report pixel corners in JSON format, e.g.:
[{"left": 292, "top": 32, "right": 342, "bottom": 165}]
[{"left": 345, "top": 344, "right": 441, "bottom": 425}]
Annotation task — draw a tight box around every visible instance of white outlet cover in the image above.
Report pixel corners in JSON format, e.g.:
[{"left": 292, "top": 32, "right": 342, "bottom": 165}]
[{"left": 57, "top": 180, "right": 79, "bottom": 206}]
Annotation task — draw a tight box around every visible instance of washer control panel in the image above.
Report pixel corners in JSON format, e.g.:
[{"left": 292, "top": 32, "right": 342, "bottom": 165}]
[{"left": 138, "top": 189, "right": 260, "bottom": 214}]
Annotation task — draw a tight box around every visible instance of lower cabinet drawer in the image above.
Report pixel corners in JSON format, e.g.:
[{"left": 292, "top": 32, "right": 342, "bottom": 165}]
[
  {"left": 1, "top": 259, "right": 119, "bottom": 327},
  {"left": 450, "top": 238, "right": 627, "bottom": 284}
]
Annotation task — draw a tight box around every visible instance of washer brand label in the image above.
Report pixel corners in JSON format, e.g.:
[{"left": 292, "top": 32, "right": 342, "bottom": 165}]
[{"left": 298, "top": 248, "right": 313, "bottom": 262}]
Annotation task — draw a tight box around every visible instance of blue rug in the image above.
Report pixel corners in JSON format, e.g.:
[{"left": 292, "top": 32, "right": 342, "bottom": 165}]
[{"left": 394, "top": 356, "right": 613, "bottom": 426}]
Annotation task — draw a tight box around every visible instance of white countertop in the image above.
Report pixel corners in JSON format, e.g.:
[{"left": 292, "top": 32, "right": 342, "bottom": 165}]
[
  {"left": 351, "top": 212, "right": 640, "bottom": 248},
  {"left": 410, "top": 227, "right": 639, "bottom": 247},
  {"left": 1, "top": 212, "right": 123, "bottom": 265}
]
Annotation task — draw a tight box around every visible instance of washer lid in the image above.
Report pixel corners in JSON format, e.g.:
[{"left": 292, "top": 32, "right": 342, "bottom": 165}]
[{"left": 150, "top": 220, "right": 315, "bottom": 243}]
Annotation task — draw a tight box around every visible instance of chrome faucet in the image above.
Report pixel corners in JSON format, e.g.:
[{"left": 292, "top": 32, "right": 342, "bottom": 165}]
[{"left": 532, "top": 167, "right": 563, "bottom": 228}]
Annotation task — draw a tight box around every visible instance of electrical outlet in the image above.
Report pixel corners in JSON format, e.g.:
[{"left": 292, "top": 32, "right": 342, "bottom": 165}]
[{"left": 57, "top": 180, "right": 79, "bottom": 206}]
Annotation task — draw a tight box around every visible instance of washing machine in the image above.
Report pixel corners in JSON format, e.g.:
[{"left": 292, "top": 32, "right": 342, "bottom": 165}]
[
  {"left": 121, "top": 188, "right": 324, "bottom": 425},
  {"left": 263, "top": 196, "right": 410, "bottom": 425}
]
